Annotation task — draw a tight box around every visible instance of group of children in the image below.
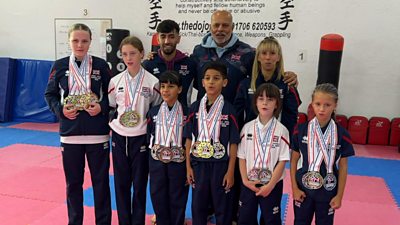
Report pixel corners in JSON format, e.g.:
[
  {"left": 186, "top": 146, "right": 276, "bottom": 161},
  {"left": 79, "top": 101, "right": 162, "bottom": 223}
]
[{"left": 46, "top": 23, "right": 354, "bottom": 225}]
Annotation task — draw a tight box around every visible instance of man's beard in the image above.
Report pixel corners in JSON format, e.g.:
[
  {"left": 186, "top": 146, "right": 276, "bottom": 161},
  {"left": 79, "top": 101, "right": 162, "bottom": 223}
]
[{"left": 161, "top": 46, "right": 175, "bottom": 55}]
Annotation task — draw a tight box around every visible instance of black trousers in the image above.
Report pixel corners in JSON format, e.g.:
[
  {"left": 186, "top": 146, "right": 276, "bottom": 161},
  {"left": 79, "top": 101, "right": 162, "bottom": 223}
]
[
  {"left": 112, "top": 132, "right": 149, "bottom": 225},
  {"left": 238, "top": 180, "right": 283, "bottom": 225},
  {"left": 293, "top": 196, "right": 335, "bottom": 225},
  {"left": 149, "top": 157, "right": 189, "bottom": 225},
  {"left": 61, "top": 142, "right": 111, "bottom": 225},
  {"left": 191, "top": 161, "right": 234, "bottom": 225}
]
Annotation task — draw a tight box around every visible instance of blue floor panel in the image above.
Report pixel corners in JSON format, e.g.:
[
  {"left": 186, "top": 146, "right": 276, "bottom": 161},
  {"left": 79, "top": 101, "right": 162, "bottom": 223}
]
[{"left": 0, "top": 128, "right": 60, "bottom": 148}]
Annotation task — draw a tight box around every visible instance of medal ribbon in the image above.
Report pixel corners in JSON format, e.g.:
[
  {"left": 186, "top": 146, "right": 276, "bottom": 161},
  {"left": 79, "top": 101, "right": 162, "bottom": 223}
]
[
  {"left": 124, "top": 68, "right": 145, "bottom": 112},
  {"left": 197, "top": 94, "right": 224, "bottom": 143},
  {"left": 307, "top": 118, "right": 337, "bottom": 173},
  {"left": 253, "top": 117, "right": 277, "bottom": 170},
  {"left": 314, "top": 119, "right": 337, "bottom": 174},
  {"left": 68, "top": 54, "right": 92, "bottom": 95},
  {"left": 155, "top": 101, "right": 182, "bottom": 147}
]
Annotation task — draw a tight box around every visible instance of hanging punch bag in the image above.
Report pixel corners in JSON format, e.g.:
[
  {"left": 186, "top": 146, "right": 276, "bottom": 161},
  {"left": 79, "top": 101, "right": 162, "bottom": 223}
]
[
  {"left": 317, "top": 34, "right": 344, "bottom": 88},
  {"left": 308, "top": 34, "right": 344, "bottom": 121},
  {"left": 106, "top": 29, "right": 130, "bottom": 77}
]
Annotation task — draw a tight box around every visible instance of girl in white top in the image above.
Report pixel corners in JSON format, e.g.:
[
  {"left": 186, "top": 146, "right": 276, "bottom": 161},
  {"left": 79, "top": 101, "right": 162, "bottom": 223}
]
[
  {"left": 108, "top": 36, "right": 161, "bottom": 225},
  {"left": 237, "top": 83, "right": 290, "bottom": 225}
]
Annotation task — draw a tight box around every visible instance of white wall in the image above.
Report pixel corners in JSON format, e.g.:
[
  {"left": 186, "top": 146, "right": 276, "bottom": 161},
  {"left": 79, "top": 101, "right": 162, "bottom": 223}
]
[{"left": 0, "top": 0, "right": 399, "bottom": 119}]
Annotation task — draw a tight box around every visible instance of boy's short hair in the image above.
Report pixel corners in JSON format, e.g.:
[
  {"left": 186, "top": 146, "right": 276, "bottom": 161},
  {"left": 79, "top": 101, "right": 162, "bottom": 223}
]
[
  {"left": 252, "top": 83, "right": 282, "bottom": 118},
  {"left": 156, "top": 19, "right": 180, "bottom": 33},
  {"left": 159, "top": 70, "right": 182, "bottom": 87},
  {"left": 202, "top": 61, "right": 227, "bottom": 79}
]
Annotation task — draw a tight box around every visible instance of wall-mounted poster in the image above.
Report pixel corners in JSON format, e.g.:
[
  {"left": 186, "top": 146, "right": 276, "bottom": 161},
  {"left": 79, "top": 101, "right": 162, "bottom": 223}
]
[{"left": 55, "top": 18, "right": 112, "bottom": 60}]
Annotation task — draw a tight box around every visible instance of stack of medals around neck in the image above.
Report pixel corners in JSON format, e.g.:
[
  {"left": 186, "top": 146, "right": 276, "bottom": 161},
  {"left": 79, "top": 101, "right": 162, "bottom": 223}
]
[
  {"left": 65, "top": 54, "right": 98, "bottom": 110},
  {"left": 151, "top": 101, "right": 185, "bottom": 163},
  {"left": 247, "top": 118, "right": 276, "bottom": 185},
  {"left": 302, "top": 118, "right": 337, "bottom": 191},
  {"left": 247, "top": 168, "right": 273, "bottom": 185},
  {"left": 152, "top": 145, "right": 185, "bottom": 163},
  {"left": 64, "top": 92, "right": 98, "bottom": 111},
  {"left": 120, "top": 69, "right": 144, "bottom": 128},
  {"left": 191, "top": 94, "right": 226, "bottom": 160}
]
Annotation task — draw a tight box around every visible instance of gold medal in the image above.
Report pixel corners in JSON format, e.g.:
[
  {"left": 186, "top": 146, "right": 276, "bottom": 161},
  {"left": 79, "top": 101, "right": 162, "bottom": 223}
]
[
  {"left": 120, "top": 111, "right": 141, "bottom": 127},
  {"left": 83, "top": 92, "right": 99, "bottom": 109},
  {"left": 89, "top": 92, "right": 99, "bottom": 103},
  {"left": 64, "top": 95, "right": 77, "bottom": 110},
  {"left": 198, "top": 141, "right": 214, "bottom": 159},
  {"left": 77, "top": 94, "right": 89, "bottom": 110},
  {"left": 64, "top": 95, "right": 88, "bottom": 110}
]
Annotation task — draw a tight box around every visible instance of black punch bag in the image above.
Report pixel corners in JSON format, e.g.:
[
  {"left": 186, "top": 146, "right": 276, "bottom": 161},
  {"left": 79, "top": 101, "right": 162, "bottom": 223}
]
[
  {"left": 106, "top": 29, "right": 130, "bottom": 77},
  {"left": 308, "top": 34, "right": 344, "bottom": 121},
  {"left": 317, "top": 34, "right": 344, "bottom": 88}
]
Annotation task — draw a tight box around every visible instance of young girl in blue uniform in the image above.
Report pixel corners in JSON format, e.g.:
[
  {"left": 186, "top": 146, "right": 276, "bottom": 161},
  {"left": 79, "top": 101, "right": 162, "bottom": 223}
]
[
  {"left": 184, "top": 61, "right": 241, "bottom": 225},
  {"left": 108, "top": 36, "right": 161, "bottom": 225},
  {"left": 290, "top": 83, "right": 355, "bottom": 225},
  {"left": 45, "top": 23, "right": 111, "bottom": 225},
  {"left": 147, "top": 71, "right": 189, "bottom": 225},
  {"left": 237, "top": 83, "right": 290, "bottom": 225}
]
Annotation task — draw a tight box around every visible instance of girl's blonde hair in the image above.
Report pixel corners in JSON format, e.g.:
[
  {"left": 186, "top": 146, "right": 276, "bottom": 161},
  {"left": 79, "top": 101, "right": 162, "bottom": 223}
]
[{"left": 250, "top": 37, "right": 284, "bottom": 91}]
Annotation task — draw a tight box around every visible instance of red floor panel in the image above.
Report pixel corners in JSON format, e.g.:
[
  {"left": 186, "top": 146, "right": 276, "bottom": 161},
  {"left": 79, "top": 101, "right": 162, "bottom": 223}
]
[
  {"left": 0, "top": 144, "right": 60, "bottom": 166},
  {"left": 0, "top": 195, "right": 61, "bottom": 225},
  {"left": 29, "top": 205, "right": 121, "bottom": 225},
  {"left": 0, "top": 166, "right": 66, "bottom": 203},
  {"left": 9, "top": 122, "right": 59, "bottom": 132},
  {"left": 279, "top": 173, "right": 400, "bottom": 224}
]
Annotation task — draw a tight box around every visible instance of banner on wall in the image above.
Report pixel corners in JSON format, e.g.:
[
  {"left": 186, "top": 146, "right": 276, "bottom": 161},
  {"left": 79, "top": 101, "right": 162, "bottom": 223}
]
[{"left": 144, "top": 0, "right": 297, "bottom": 53}]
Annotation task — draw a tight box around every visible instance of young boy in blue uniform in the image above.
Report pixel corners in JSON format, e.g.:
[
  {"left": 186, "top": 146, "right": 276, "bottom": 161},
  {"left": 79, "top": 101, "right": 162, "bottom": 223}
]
[
  {"left": 184, "top": 61, "right": 241, "bottom": 225},
  {"left": 147, "top": 71, "right": 189, "bottom": 225},
  {"left": 290, "top": 83, "right": 354, "bottom": 225}
]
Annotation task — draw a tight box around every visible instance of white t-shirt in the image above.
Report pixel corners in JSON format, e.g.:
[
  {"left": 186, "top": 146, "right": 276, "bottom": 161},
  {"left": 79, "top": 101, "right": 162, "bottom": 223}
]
[
  {"left": 108, "top": 68, "right": 161, "bottom": 137},
  {"left": 237, "top": 117, "right": 290, "bottom": 181}
]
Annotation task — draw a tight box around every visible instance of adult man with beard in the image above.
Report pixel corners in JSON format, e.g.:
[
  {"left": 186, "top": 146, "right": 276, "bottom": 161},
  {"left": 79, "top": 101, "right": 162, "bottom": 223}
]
[
  {"left": 143, "top": 19, "right": 197, "bottom": 107},
  {"left": 191, "top": 10, "right": 297, "bottom": 104}
]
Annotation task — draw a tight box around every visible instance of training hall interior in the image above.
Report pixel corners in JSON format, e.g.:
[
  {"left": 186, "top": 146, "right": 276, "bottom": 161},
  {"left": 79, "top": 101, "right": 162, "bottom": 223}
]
[{"left": 0, "top": 1, "right": 399, "bottom": 224}]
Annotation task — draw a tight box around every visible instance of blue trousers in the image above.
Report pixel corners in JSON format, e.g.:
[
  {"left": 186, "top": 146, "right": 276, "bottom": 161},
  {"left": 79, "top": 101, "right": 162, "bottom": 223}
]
[
  {"left": 293, "top": 195, "right": 335, "bottom": 225},
  {"left": 191, "top": 161, "right": 234, "bottom": 225},
  {"left": 238, "top": 180, "right": 283, "bottom": 225},
  {"left": 149, "top": 157, "right": 188, "bottom": 225},
  {"left": 61, "top": 142, "right": 111, "bottom": 225},
  {"left": 112, "top": 132, "right": 149, "bottom": 225}
]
